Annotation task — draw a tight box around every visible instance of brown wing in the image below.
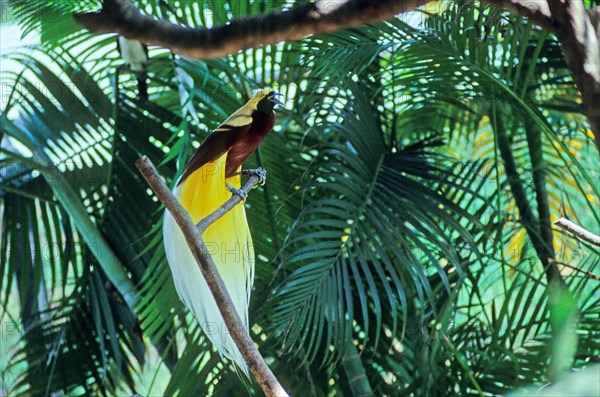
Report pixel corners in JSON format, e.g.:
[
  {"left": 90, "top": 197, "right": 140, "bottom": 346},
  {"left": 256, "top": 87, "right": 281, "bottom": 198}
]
[{"left": 178, "top": 124, "right": 251, "bottom": 185}]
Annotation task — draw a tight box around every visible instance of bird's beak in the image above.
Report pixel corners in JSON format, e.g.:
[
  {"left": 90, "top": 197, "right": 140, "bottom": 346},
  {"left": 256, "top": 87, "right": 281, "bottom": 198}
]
[{"left": 269, "top": 92, "right": 285, "bottom": 107}]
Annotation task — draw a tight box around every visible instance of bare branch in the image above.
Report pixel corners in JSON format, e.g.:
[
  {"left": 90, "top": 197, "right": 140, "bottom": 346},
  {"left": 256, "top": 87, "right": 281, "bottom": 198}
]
[
  {"left": 484, "top": 0, "right": 555, "bottom": 32},
  {"left": 135, "top": 156, "right": 288, "bottom": 397},
  {"left": 76, "top": 0, "right": 599, "bottom": 151},
  {"left": 196, "top": 172, "right": 262, "bottom": 233},
  {"left": 493, "top": 111, "right": 564, "bottom": 285},
  {"left": 555, "top": 261, "right": 600, "bottom": 281},
  {"left": 554, "top": 217, "right": 600, "bottom": 247},
  {"left": 486, "top": 1, "right": 599, "bottom": 151},
  {"left": 74, "top": 0, "right": 569, "bottom": 58},
  {"left": 75, "top": 0, "right": 428, "bottom": 59},
  {"left": 546, "top": 0, "right": 600, "bottom": 152}
]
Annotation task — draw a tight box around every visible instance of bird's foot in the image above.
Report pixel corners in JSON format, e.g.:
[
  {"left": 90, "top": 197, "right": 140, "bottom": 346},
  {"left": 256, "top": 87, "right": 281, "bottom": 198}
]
[
  {"left": 241, "top": 168, "right": 267, "bottom": 186},
  {"left": 226, "top": 183, "right": 248, "bottom": 202}
]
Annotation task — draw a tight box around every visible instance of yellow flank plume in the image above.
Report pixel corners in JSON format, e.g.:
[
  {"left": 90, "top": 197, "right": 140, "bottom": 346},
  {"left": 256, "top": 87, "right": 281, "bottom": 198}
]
[
  {"left": 179, "top": 155, "right": 240, "bottom": 223},
  {"left": 165, "top": 152, "right": 254, "bottom": 374}
]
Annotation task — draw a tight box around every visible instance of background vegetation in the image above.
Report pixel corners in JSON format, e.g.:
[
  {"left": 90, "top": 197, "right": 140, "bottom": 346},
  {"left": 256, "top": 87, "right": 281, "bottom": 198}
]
[{"left": 1, "top": 1, "right": 598, "bottom": 396}]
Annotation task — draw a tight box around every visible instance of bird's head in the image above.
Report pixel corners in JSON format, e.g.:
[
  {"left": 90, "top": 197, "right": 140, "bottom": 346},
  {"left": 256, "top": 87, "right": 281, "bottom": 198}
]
[{"left": 253, "top": 89, "right": 283, "bottom": 114}]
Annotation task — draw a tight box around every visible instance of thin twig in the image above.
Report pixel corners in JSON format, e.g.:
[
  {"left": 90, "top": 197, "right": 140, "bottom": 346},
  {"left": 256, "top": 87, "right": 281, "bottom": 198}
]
[
  {"left": 555, "top": 261, "right": 600, "bottom": 281},
  {"left": 135, "top": 156, "right": 288, "bottom": 397},
  {"left": 197, "top": 172, "right": 262, "bottom": 233},
  {"left": 554, "top": 217, "right": 600, "bottom": 247}
]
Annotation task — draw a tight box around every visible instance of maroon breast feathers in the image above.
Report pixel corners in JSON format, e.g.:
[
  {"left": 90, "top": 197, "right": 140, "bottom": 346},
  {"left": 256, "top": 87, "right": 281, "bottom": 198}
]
[{"left": 225, "top": 111, "right": 275, "bottom": 178}]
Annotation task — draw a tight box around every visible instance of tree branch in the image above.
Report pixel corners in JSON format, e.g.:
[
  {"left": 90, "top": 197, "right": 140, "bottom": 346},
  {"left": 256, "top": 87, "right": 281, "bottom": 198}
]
[
  {"left": 555, "top": 261, "right": 600, "bottom": 281},
  {"left": 546, "top": 0, "right": 600, "bottom": 152},
  {"left": 554, "top": 217, "right": 600, "bottom": 247},
  {"left": 76, "top": 0, "right": 599, "bottom": 151},
  {"left": 74, "top": 0, "right": 428, "bottom": 59},
  {"left": 73, "top": 0, "right": 569, "bottom": 59},
  {"left": 524, "top": 118, "right": 556, "bottom": 278},
  {"left": 484, "top": 0, "right": 555, "bottom": 32},
  {"left": 135, "top": 156, "right": 288, "bottom": 397},
  {"left": 196, "top": 172, "right": 263, "bottom": 233},
  {"left": 492, "top": 106, "right": 564, "bottom": 285}
]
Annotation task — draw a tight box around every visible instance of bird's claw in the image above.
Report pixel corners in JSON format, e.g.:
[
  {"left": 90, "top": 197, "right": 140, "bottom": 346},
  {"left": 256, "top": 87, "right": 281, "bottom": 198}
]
[
  {"left": 226, "top": 183, "right": 248, "bottom": 202},
  {"left": 241, "top": 168, "right": 267, "bottom": 186}
]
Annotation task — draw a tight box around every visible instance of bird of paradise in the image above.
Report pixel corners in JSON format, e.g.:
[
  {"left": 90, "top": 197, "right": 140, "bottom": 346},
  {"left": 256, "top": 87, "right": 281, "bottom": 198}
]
[{"left": 163, "top": 89, "right": 279, "bottom": 373}]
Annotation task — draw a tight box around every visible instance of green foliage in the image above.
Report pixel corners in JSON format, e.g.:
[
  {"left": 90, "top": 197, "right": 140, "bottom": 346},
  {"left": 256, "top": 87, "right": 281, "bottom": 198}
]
[{"left": 1, "top": 1, "right": 598, "bottom": 396}]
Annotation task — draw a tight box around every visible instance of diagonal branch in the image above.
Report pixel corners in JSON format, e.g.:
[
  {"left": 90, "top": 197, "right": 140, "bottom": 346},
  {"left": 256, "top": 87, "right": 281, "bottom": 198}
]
[
  {"left": 524, "top": 118, "right": 555, "bottom": 277},
  {"left": 135, "top": 156, "right": 288, "bottom": 397},
  {"left": 492, "top": 108, "right": 564, "bottom": 285},
  {"left": 554, "top": 217, "right": 600, "bottom": 247},
  {"left": 196, "top": 172, "right": 263, "bottom": 233}
]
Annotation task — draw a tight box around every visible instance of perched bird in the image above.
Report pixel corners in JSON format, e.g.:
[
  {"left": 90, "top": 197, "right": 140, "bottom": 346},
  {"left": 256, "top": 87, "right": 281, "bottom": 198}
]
[
  {"left": 117, "top": 36, "right": 148, "bottom": 99},
  {"left": 163, "top": 89, "right": 280, "bottom": 373}
]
